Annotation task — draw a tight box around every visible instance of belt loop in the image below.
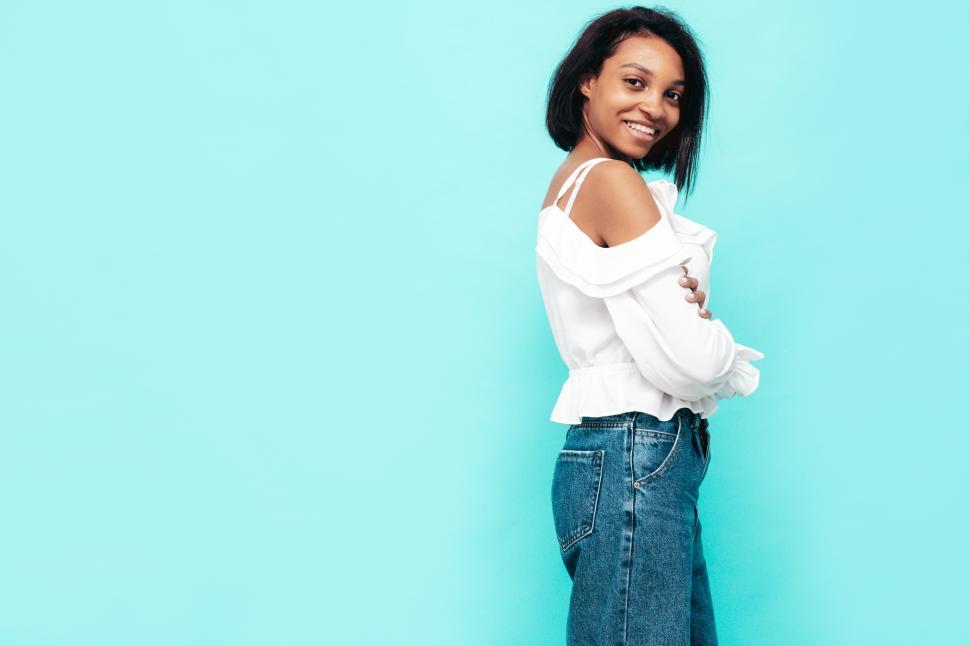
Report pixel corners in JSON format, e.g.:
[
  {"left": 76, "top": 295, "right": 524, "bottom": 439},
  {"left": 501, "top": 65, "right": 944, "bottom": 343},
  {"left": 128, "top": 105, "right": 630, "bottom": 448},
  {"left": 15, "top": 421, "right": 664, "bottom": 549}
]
[{"left": 678, "top": 407, "right": 694, "bottom": 431}]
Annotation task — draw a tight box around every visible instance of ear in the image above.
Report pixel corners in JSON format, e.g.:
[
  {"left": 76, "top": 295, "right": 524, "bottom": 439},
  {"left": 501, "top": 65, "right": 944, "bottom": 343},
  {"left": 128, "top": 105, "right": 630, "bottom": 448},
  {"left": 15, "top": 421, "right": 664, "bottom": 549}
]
[{"left": 578, "top": 73, "right": 595, "bottom": 99}]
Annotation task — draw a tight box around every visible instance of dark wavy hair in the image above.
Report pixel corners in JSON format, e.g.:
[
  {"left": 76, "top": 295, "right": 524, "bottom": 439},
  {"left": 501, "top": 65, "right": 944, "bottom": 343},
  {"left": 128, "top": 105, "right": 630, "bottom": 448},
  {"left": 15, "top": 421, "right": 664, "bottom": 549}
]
[{"left": 545, "top": 6, "right": 710, "bottom": 199}]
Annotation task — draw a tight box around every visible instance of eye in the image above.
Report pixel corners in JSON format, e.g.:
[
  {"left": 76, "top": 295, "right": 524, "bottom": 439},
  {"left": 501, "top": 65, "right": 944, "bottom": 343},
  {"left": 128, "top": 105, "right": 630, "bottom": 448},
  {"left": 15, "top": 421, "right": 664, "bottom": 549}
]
[
  {"left": 624, "top": 78, "right": 645, "bottom": 89},
  {"left": 666, "top": 90, "right": 683, "bottom": 102}
]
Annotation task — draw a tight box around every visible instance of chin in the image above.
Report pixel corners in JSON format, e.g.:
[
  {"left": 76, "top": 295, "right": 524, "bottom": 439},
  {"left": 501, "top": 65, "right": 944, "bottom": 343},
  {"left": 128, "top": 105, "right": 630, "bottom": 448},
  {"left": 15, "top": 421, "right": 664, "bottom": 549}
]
[{"left": 625, "top": 143, "right": 652, "bottom": 157}]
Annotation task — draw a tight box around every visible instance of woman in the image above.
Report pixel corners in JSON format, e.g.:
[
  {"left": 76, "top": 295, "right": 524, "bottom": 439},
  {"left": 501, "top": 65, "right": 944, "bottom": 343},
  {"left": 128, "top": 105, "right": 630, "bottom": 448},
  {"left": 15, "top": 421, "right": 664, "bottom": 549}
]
[{"left": 536, "top": 7, "right": 765, "bottom": 645}]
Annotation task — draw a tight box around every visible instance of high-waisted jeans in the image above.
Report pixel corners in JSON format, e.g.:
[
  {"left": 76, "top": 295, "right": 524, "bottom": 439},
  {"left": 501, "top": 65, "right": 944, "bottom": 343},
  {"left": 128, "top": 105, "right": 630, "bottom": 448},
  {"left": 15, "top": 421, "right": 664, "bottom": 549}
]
[{"left": 551, "top": 407, "right": 717, "bottom": 645}]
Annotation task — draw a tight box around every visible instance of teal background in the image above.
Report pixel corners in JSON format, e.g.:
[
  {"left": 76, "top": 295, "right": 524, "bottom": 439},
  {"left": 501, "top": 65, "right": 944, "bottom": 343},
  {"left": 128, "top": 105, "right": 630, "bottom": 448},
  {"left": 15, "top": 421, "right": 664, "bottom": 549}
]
[{"left": 1, "top": 1, "right": 967, "bottom": 644}]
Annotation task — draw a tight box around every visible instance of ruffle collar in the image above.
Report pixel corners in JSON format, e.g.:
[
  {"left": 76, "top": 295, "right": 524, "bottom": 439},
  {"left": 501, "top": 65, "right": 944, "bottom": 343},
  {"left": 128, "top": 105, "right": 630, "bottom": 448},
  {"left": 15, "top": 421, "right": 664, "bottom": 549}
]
[
  {"left": 648, "top": 180, "right": 718, "bottom": 264},
  {"left": 536, "top": 178, "right": 718, "bottom": 298}
]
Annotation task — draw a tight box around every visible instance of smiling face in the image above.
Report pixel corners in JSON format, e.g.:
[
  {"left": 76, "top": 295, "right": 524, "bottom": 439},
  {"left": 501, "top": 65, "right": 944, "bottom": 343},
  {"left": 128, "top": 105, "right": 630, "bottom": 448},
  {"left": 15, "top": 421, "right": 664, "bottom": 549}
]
[{"left": 577, "top": 35, "right": 685, "bottom": 163}]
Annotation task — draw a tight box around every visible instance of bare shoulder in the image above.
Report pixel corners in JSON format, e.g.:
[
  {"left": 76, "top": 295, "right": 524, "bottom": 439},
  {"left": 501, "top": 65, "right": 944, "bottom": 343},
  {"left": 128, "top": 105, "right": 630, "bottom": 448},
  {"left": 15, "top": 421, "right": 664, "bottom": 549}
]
[{"left": 574, "top": 160, "right": 663, "bottom": 248}]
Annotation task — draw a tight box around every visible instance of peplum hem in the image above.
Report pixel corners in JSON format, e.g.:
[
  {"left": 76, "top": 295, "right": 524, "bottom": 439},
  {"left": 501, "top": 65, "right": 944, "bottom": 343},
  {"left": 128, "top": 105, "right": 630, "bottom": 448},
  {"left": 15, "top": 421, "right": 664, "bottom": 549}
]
[{"left": 549, "top": 361, "right": 719, "bottom": 425}]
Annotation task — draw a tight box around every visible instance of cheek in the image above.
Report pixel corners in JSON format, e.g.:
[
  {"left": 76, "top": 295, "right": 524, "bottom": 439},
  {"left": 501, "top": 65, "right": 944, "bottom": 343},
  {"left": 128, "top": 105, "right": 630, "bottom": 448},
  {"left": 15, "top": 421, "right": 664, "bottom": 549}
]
[
  {"left": 605, "top": 89, "right": 638, "bottom": 112},
  {"left": 662, "top": 112, "right": 681, "bottom": 137}
]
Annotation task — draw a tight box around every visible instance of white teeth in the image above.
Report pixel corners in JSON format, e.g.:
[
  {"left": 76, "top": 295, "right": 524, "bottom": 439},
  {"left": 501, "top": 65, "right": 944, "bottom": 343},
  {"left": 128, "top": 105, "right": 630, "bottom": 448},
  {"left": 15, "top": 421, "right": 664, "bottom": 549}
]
[{"left": 625, "top": 121, "right": 656, "bottom": 135}]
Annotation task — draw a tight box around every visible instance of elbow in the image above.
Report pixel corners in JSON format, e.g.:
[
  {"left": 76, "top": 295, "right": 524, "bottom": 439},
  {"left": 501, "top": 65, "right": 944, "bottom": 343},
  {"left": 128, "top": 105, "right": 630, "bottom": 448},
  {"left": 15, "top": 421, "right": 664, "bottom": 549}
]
[
  {"left": 640, "top": 351, "right": 734, "bottom": 401},
  {"left": 678, "top": 319, "right": 739, "bottom": 388},
  {"left": 673, "top": 344, "right": 737, "bottom": 391}
]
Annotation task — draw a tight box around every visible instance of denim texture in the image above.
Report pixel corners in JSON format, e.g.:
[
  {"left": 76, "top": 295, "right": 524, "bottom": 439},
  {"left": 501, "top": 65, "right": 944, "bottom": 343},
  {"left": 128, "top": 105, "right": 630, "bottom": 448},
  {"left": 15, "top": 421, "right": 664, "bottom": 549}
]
[{"left": 551, "top": 407, "right": 716, "bottom": 645}]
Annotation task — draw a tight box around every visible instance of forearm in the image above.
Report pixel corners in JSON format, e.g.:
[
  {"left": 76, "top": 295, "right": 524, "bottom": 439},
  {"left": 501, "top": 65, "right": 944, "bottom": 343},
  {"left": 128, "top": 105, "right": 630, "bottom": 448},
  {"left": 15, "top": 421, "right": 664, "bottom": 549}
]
[{"left": 604, "top": 266, "right": 763, "bottom": 400}]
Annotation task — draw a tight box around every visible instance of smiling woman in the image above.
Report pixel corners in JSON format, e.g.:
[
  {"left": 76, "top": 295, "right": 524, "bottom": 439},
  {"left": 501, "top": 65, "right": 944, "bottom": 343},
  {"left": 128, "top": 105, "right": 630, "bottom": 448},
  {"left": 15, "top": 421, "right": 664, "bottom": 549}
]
[
  {"left": 538, "top": 7, "right": 764, "bottom": 646},
  {"left": 545, "top": 7, "right": 710, "bottom": 198}
]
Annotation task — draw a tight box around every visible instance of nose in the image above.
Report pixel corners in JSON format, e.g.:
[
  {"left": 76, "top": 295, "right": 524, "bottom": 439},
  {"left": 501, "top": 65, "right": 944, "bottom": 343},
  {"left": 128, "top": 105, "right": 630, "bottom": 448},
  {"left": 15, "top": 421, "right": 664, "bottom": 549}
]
[{"left": 638, "top": 90, "right": 665, "bottom": 119}]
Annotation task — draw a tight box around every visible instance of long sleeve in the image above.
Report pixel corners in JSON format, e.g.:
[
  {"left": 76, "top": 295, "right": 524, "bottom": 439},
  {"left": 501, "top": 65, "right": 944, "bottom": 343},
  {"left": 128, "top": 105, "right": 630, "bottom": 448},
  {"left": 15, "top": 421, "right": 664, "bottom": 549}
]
[{"left": 602, "top": 263, "right": 764, "bottom": 402}]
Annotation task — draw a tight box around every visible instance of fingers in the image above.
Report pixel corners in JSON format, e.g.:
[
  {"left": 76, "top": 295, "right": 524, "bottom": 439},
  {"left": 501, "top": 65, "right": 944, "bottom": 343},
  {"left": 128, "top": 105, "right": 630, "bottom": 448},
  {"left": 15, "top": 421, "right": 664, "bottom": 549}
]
[
  {"left": 678, "top": 268, "right": 708, "bottom": 317},
  {"left": 683, "top": 285, "right": 711, "bottom": 318},
  {"left": 685, "top": 289, "right": 705, "bottom": 304}
]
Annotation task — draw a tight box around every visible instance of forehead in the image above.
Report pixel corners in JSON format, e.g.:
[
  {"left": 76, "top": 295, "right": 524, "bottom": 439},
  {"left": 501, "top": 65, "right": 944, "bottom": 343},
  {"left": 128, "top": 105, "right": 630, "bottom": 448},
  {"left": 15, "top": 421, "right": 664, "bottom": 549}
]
[{"left": 608, "top": 35, "right": 684, "bottom": 77}]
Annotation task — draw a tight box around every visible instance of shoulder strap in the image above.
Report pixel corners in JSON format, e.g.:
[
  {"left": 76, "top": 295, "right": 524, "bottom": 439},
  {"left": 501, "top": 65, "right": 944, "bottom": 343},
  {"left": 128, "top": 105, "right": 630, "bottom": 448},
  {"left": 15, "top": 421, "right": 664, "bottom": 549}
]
[{"left": 555, "top": 157, "right": 614, "bottom": 217}]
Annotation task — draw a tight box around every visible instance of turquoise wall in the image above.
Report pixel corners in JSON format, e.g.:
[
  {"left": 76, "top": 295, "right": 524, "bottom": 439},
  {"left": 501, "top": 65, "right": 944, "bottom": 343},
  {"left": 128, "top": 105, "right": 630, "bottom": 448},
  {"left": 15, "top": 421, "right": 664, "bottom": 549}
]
[{"left": 1, "top": 1, "right": 966, "bottom": 644}]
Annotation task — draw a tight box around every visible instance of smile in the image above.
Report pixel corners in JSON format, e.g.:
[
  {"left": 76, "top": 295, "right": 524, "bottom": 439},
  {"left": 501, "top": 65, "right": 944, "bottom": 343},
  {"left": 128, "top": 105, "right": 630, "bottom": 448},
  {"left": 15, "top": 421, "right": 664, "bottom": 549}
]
[{"left": 624, "top": 120, "right": 658, "bottom": 141}]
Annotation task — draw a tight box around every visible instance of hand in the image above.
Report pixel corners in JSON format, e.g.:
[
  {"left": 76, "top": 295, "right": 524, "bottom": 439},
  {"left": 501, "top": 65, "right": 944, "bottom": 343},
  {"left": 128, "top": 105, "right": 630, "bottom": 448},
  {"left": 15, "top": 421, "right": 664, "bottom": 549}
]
[{"left": 679, "top": 266, "right": 711, "bottom": 319}]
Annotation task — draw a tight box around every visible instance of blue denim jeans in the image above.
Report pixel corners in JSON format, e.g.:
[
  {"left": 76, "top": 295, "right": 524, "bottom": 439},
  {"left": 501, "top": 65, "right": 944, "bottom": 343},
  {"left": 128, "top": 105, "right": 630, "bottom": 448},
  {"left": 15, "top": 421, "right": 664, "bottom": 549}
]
[{"left": 551, "top": 407, "right": 716, "bottom": 645}]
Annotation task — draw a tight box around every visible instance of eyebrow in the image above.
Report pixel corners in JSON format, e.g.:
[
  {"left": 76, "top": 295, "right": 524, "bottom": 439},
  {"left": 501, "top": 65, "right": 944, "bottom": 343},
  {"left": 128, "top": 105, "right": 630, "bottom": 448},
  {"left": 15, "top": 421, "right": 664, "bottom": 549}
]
[{"left": 620, "top": 63, "right": 685, "bottom": 87}]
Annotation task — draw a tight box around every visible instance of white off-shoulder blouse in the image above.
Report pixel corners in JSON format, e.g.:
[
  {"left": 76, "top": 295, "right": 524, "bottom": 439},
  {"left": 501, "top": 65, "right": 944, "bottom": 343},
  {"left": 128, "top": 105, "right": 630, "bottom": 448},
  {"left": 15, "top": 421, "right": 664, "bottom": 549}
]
[{"left": 535, "top": 157, "right": 764, "bottom": 425}]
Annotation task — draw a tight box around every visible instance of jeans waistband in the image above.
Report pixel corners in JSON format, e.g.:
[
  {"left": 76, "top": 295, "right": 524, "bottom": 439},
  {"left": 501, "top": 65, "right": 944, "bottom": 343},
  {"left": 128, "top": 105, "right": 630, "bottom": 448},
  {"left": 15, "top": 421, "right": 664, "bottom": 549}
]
[{"left": 579, "top": 407, "right": 707, "bottom": 431}]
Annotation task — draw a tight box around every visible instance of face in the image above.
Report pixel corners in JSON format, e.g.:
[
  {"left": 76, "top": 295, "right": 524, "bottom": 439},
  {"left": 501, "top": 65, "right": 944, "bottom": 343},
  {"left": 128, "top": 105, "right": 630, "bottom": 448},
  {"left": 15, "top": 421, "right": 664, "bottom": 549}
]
[{"left": 577, "top": 35, "right": 685, "bottom": 163}]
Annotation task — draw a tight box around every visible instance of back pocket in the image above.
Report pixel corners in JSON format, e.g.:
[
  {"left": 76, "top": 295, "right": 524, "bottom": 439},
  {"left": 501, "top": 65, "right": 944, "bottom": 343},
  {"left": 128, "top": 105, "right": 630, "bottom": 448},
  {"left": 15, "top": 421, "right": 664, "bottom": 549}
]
[{"left": 551, "top": 449, "right": 605, "bottom": 551}]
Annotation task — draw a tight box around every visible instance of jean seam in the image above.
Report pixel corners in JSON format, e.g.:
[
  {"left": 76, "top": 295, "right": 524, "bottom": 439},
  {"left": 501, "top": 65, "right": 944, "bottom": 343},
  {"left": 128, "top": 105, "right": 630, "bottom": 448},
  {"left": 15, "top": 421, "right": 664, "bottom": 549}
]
[
  {"left": 623, "top": 426, "right": 634, "bottom": 644},
  {"left": 700, "top": 428, "right": 711, "bottom": 480}
]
